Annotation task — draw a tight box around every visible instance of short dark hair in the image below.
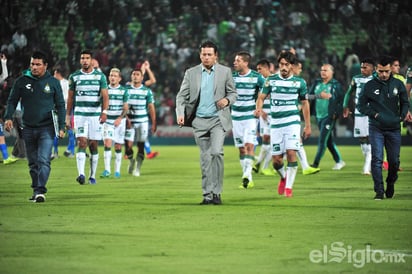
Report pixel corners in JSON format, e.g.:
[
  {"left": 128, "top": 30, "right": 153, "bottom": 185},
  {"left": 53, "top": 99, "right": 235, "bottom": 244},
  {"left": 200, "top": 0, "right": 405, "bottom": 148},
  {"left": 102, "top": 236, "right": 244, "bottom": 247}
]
[
  {"left": 80, "top": 49, "right": 93, "bottom": 57},
  {"left": 236, "top": 51, "right": 251, "bottom": 64},
  {"left": 377, "top": 55, "right": 392, "bottom": 67},
  {"left": 31, "top": 51, "right": 48, "bottom": 64},
  {"left": 361, "top": 58, "right": 375, "bottom": 66},
  {"left": 199, "top": 41, "right": 218, "bottom": 55},
  {"left": 256, "top": 59, "right": 271, "bottom": 68},
  {"left": 277, "top": 51, "right": 296, "bottom": 65}
]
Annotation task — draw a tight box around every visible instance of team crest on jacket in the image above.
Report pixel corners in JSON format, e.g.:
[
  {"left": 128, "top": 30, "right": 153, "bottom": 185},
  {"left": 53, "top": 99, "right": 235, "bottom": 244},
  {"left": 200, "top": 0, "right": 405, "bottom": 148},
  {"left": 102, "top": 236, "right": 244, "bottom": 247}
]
[
  {"left": 393, "top": 87, "right": 398, "bottom": 96},
  {"left": 43, "top": 83, "right": 51, "bottom": 93}
]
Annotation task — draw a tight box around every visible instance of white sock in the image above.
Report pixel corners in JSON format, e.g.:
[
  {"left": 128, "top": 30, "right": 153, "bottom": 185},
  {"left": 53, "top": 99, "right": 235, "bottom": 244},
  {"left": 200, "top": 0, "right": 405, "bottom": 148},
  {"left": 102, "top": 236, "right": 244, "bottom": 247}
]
[
  {"left": 257, "top": 144, "right": 268, "bottom": 164},
  {"left": 244, "top": 157, "right": 253, "bottom": 180},
  {"left": 286, "top": 164, "right": 298, "bottom": 189},
  {"left": 115, "top": 152, "right": 122, "bottom": 173},
  {"left": 104, "top": 150, "right": 112, "bottom": 172},
  {"left": 240, "top": 159, "right": 245, "bottom": 173},
  {"left": 90, "top": 154, "right": 99, "bottom": 179},
  {"left": 297, "top": 144, "right": 310, "bottom": 170},
  {"left": 263, "top": 149, "right": 272, "bottom": 169},
  {"left": 362, "top": 144, "right": 372, "bottom": 173},
  {"left": 76, "top": 152, "right": 86, "bottom": 176}
]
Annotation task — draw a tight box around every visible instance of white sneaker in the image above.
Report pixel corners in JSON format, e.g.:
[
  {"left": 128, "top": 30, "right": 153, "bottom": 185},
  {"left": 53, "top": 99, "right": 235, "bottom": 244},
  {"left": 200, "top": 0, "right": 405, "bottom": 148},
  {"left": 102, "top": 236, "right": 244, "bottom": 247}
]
[
  {"left": 332, "top": 161, "right": 346, "bottom": 170},
  {"left": 133, "top": 169, "right": 140, "bottom": 177}
]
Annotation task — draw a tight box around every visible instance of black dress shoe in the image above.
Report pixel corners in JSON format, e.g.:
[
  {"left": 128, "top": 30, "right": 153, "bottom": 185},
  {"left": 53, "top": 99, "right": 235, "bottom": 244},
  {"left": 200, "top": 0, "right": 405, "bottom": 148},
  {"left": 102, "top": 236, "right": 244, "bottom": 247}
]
[
  {"left": 385, "top": 184, "right": 395, "bottom": 198},
  {"left": 199, "top": 198, "right": 213, "bottom": 205},
  {"left": 212, "top": 194, "right": 222, "bottom": 205}
]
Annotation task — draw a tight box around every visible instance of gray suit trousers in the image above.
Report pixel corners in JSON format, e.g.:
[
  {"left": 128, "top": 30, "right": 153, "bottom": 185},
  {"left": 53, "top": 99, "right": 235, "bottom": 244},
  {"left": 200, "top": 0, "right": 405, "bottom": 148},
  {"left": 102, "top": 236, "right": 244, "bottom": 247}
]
[{"left": 192, "top": 116, "right": 226, "bottom": 196}]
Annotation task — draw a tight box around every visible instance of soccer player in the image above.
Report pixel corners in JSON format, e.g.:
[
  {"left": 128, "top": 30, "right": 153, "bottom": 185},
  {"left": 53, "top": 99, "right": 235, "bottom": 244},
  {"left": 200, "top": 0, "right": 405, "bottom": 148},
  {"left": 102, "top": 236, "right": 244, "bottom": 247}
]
[
  {"left": 253, "top": 59, "right": 275, "bottom": 176},
  {"left": 124, "top": 69, "right": 156, "bottom": 177},
  {"left": 66, "top": 49, "right": 109, "bottom": 185},
  {"left": 255, "top": 51, "right": 311, "bottom": 197},
  {"left": 100, "top": 68, "right": 129, "bottom": 179},
  {"left": 292, "top": 59, "right": 320, "bottom": 176},
  {"left": 343, "top": 58, "right": 374, "bottom": 175},
  {"left": 232, "top": 51, "right": 265, "bottom": 189}
]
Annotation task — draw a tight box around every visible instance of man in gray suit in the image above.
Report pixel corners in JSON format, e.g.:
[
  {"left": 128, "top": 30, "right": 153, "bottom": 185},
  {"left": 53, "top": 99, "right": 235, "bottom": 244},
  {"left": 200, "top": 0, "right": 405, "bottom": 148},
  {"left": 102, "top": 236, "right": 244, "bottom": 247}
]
[{"left": 176, "top": 41, "right": 237, "bottom": 205}]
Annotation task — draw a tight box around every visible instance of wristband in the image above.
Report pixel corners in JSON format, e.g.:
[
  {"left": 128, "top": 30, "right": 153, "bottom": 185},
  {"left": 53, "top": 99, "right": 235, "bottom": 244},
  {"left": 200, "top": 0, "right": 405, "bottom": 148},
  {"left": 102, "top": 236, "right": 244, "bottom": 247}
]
[{"left": 102, "top": 109, "right": 108, "bottom": 114}]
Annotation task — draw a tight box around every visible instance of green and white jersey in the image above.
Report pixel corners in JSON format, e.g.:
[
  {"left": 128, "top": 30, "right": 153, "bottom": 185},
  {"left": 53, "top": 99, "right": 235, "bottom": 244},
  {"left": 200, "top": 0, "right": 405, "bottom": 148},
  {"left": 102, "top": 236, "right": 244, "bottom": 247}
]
[
  {"left": 406, "top": 66, "right": 412, "bottom": 85},
  {"left": 344, "top": 74, "right": 373, "bottom": 116},
  {"left": 107, "top": 84, "right": 129, "bottom": 125},
  {"left": 262, "top": 74, "right": 307, "bottom": 128},
  {"left": 232, "top": 69, "right": 265, "bottom": 121},
  {"left": 127, "top": 84, "right": 154, "bottom": 124},
  {"left": 69, "top": 69, "right": 108, "bottom": 117}
]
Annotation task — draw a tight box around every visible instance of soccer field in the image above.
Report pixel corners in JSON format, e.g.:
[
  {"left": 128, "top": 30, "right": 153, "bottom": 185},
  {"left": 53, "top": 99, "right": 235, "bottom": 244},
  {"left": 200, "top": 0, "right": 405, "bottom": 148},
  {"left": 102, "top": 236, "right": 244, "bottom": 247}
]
[{"left": 0, "top": 145, "right": 411, "bottom": 274}]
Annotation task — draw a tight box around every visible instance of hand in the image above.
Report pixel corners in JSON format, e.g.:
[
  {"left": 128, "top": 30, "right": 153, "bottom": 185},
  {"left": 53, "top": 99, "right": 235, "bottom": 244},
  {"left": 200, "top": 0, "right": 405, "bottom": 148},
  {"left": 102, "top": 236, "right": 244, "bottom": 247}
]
[
  {"left": 99, "top": 113, "right": 107, "bottom": 123},
  {"left": 320, "top": 91, "right": 332, "bottom": 99},
  {"left": 302, "top": 126, "right": 311, "bottom": 140},
  {"left": 343, "top": 108, "right": 351, "bottom": 118},
  {"left": 59, "top": 129, "right": 65, "bottom": 138},
  {"left": 405, "top": 111, "right": 412, "bottom": 122},
  {"left": 216, "top": 98, "right": 229, "bottom": 109},
  {"left": 177, "top": 116, "right": 184, "bottom": 127},
  {"left": 4, "top": 119, "right": 13, "bottom": 131}
]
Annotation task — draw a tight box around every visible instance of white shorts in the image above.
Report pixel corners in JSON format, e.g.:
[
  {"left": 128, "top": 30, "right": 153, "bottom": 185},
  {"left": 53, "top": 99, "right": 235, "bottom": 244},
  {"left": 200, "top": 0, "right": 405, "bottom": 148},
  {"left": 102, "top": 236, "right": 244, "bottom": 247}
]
[
  {"left": 74, "top": 116, "right": 103, "bottom": 140},
  {"left": 270, "top": 124, "right": 301, "bottom": 155},
  {"left": 232, "top": 119, "right": 258, "bottom": 147},
  {"left": 354, "top": 115, "right": 369, "bottom": 137},
  {"left": 124, "top": 122, "right": 149, "bottom": 143},
  {"left": 259, "top": 115, "right": 271, "bottom": 136},
  {"left": 102, "top": 119, "right": 126, "bottom": 144}
]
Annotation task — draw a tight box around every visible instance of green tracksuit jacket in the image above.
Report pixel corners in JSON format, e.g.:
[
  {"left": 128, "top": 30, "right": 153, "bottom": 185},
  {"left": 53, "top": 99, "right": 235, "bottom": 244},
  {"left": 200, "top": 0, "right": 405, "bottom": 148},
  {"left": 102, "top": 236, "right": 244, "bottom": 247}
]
[
  {"left": 357, "top": 73, "right": 409, "bottom": 130},
  {"left": 4, "top": 69, "right": 66, "bottom": 131}
]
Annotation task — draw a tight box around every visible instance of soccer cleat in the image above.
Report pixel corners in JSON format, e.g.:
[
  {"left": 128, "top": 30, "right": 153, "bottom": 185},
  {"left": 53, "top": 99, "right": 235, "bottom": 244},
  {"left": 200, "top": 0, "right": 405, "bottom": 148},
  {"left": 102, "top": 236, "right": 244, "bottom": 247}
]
[
  {"left": 385, "top": 184, "right": 394, "bottom": 199},
  {"left": 382, "top": 161, "right": 388, "bottom": 170},
  {"left": 260, "top": 168, "right": 276, "bottom": 176},
  {"left": 114, "top": 172, "right": 121, "bottom": 179},
  {"left": 63, "top": 150, "right": 74, "bottom": 158},
  {"left": 128, "top": 159, "right": 136, "bottom": 174},
  {"left": 146, "top": 151, "right": 159, "bottom": 159},
  {"left": 100, "top": 170, "right": 111, "bottom": 178},
  {"left": 303, "top": 166, "right": 320, "bottom": 175},
  {"left": 3, "top": 157, "right": 18, "bottom": 165},
  {"left": 239, "top": 177, "right": 254, "bottom": 189},
  {"left": 89, "top": 177, "right": 97, "bottom": 185},
  {"left": 332, "top": 161, "right": 346, "bottom": 170},
  {"left": 278, "top": 177, "right": 286, "bottom": 195},
  {"left": 285, "top": 188, "right": 293, "bottom": 198},
  {"left": 133, "top": 169, "right": 140, "bottom": 177},
  {"left": 34, "top": 194, "right": 45, "bottom": 203},
  {"left": 252, "top": 162, "right": 260, "bottom": 173},
  {"left": 76, "top": 175, "right": 86, "bottom": 185},
  {"left": 362, "top": 171, "right": 371, "bottom": 176}
]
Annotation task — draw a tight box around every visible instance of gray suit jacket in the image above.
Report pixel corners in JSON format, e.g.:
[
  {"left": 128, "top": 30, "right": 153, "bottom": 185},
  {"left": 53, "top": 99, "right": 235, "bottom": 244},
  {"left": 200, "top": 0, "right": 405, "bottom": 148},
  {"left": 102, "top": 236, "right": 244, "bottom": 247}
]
[{"left": 176, "top": 63, "right": 237, "bottom": 131}]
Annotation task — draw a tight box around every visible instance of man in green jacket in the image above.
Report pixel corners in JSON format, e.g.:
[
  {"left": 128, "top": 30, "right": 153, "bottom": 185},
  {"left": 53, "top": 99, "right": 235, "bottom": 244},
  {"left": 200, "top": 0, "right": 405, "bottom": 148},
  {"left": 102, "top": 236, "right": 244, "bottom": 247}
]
[
  {"left": 358, "top": 56, "right": 412, "bottom": 200},
  {"left": 4, "top": 51, "right": 66, "bottom": 203}
]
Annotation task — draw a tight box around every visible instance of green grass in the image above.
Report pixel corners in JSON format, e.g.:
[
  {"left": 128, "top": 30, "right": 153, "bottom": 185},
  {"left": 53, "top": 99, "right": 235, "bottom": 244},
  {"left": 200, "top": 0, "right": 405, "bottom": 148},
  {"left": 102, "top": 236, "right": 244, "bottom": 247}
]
[{"left": 1, "top": 145, "right": 412, "bottom": 274}]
